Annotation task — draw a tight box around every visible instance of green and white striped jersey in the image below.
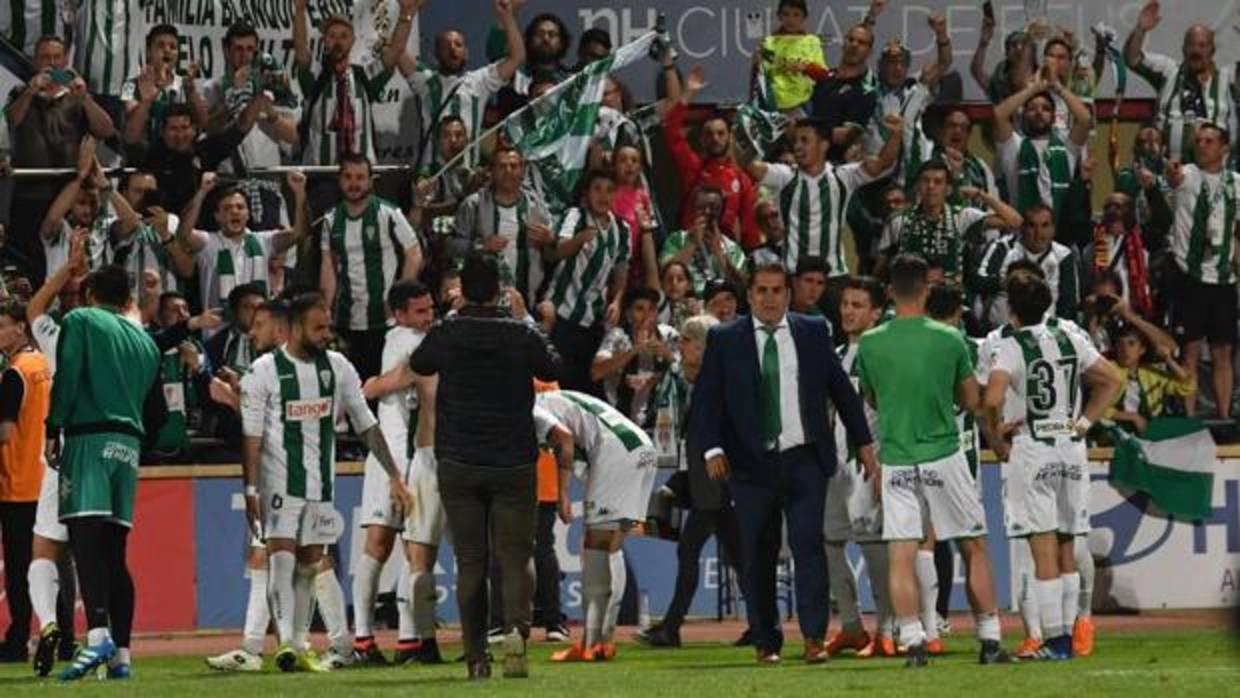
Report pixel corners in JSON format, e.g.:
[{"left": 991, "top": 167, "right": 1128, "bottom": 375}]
[
  {"left": 549, "top": 207, "right": 631, "bottom": 329},
  {"left": 241, "top": 347, "right": 376, "bottom": 502},
  {"left": 294, "top": 59, "right": 391, "bottom": 165},
  {"left": 1, "top": 0, "right": 68, "bottom": 56},
  {"left": 534, "top": 389, "right": 653, "bottom": 475},
  {"left": 833, "top": 342, "right": 880, "bottom": 466},
  {"left": 1133, "top": 51, "right": 1235, "bottom": 163},
  {"left": 195, "top": 229, "right": 279, "bottom": 313},
  {"left": 453, "top": 186, "right": 553, "bottom": 302},
  {"left": 989, "top": 323, "right": 1101, "bottom": 442},
  {"left": 72, "top": 0, "right": 139, "bottom": 97},
  {"left": 408, "top": 63, "right": 506, "bottom": 168},
  {"left": 321, "top": 196, "right": 419, "bottom": 331},
  {"left": 120, "top": 72, "right": 192, "bottom": 145},
  {"left": 761, "top": 161, "right": 877, "bottom": 277},
  {"left": 1169, "top": 164, "right": 1240, "bottom": 285}
]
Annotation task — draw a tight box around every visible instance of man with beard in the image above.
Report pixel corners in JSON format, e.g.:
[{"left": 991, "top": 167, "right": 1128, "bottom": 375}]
[
  {"left": 176, "top": 170, "right": 309, "bottom": 329},
  {"left": 993, "top": 72, "right": 1091, "bottom": 229},
  {"left": 121, "top": 24, "right": 209, "bottom": 149},
  {"left": 1124, "top": 0, "right": 1235, "bottom": 164},
  {"left": 291, "top": 0, "right": 417, "bottom": 166},
  {"left": 662, "top": 67, "right": 761, "bottom": 249},
  {"left": 39, "top": 138, "right": 142, "bottom": 278},
  {"left": 497, "top": 12, "right": 573, "bottom": 117},
  {"left": 320, "top": 154, "right": 423, "bottom": 381},
  {"left": 404, "top": 0, "right": 524, "bottom": 171},
  {"left": 240, "top": 292, "right": 412, "bottom": 673}
]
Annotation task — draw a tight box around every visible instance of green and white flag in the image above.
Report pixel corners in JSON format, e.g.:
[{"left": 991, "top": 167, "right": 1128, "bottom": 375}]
[
  {"left": 501, "top": 30, "right": 659, "bottom": 216},
  {"left": 734, "top": 61, "right": 789, "bottom": 161},
  {"left": 1109, "top": 417, "right": 1217, "bottom": 520}
]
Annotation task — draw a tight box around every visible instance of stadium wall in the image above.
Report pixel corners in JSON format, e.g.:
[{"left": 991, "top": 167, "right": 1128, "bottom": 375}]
[{"left": 2, "top": 454, "right": 1236, "bottom": 634}]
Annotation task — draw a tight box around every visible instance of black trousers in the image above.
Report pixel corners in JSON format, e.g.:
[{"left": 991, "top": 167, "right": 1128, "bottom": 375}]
[
  {"left": 661, "top": 504, "right": 745, "bottom": 629},
  {"left": 438, "top": 459, "right": 536, "bottom": 662},
  {"left": 489, "top": 504, "right": 563, "bottom": 630},
  {"left": 533, "top": 503, "right": 562, "bottom": 627},
  {"left": 0, "top": 501, "right": 36, "bottom": 648},
  {"left": 66, "top": 519, "right": 134, "bottom": 648}
]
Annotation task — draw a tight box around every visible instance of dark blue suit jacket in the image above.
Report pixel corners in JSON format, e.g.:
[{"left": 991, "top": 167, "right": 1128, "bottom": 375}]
[{"left": 690, "top": 313, "right": 873, "bottom": 483}]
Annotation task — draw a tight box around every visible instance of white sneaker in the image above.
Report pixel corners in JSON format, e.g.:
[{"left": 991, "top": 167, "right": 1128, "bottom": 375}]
[
  {"left": 205, "top": 649, "right": 263, "bottom": 672},
  {"left": 937, "top": 615, "right": 952, "bottom": 637},
  {"left": 320, "top": 647, "right": 353, "bottom": 671}
]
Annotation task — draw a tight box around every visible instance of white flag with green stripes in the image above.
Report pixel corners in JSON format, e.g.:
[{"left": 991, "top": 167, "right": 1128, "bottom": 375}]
[{"left": 501, "top": 30, "right": 659, "bottom": 216}]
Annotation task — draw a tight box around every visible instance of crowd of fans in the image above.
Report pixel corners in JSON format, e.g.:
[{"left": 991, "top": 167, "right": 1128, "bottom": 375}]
[{"left": 0, "top": 0, "right": 1230, "bottom": 477}]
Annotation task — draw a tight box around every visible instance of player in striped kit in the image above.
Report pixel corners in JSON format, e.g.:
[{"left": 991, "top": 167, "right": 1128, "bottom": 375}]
[
  {"left": 350, "top": 280, "right": 437, "bottom": 665},
  {"left": 982, "top": 272, "right": 1122, "bottom": 660},
  {"left": 319, "top": 154, "right": 423, "bottom": 382},
  {"left": 823, "top": 276, "right": 897, "bottom": 658},
  {"left": 974, "top": 261, "right": 1098, "bottom": 658},
  {"left": 403, "top": 0, "right": 524, "bottom": 170},
  {"left": 537, "top": 389, "right": 658, "bottom": 663},
  {"left": 239, "top": 292, "right": 412, "bottom": 673}
]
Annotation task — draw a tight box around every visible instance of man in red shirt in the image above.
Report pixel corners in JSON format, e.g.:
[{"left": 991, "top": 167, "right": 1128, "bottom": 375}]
[{"left": 663, "top": 68, "right": 761, "bottom": 250}]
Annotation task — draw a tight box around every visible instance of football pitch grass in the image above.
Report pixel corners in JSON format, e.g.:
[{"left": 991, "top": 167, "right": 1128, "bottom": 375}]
[{"left": 0, "top": 628, "right": 1236, "bottom": 697}]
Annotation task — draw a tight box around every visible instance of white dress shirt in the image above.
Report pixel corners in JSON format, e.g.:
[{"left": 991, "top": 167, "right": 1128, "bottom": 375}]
[{"left": 705, "top": 314, "right": 806, "bottom": 461}]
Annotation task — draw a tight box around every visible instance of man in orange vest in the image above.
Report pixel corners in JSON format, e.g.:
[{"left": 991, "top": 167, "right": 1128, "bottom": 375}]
[{"left": 0, "top": 299, "right": 52, "bottom": 663}]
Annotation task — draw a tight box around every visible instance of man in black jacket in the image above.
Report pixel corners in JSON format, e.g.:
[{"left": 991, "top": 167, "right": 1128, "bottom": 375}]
[{"left": 410, "top": 252, "right": 560, "bottom": 681}]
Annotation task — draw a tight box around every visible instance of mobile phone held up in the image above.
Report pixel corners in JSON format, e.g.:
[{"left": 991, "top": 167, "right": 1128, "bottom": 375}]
[{"left": 49, "top": 68, "right": 74, "bottom": 86}]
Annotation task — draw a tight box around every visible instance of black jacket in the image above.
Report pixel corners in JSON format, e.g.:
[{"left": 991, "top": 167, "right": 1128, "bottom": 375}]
[{"left": 411, "top": 305, "right": 560, "bottom": 467}]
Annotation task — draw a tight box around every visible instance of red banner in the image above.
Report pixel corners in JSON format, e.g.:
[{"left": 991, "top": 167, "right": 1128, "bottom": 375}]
[{"left": 0, "top": 478, "right": 196, "bottom": 636}]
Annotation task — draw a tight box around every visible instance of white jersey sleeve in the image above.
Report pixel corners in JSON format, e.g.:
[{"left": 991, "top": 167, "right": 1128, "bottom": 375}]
[
  {"left": 240, "top": 355, "right": 277, "bottom": 439},
  {"left": 333, "top": 352, "right": 378, "bottom": 434},
  {"left": 761, "top": 163, "right": 796, "bottom": 190},
  {"left": 533, "top": 403, "right": 563, "bottom": 442}
]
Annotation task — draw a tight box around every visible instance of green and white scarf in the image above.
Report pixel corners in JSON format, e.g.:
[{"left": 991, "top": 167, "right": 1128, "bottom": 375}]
[
  {"left": 216, "top": 232, "right": 269, "bottom": 303},
  {"left": 1017, "top": 132, "right": 1072, "bottom": 219},
  {"left": 1186, "top": 169, "right": 1237, "bottom": 284},
  {"left": 899, "top": 205, "right": 963, "bottom": 277}
]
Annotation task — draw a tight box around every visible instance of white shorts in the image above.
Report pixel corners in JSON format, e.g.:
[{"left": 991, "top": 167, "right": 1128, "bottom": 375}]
[
  {"left": 262, "top": 493, "right": 345, "bottom": 546},
  {"left": 360, "top": 450, "right": 411, "bottom": 530},
  {"left": 1004, "top": 437, "right": 1090, "bottom": 537},
  {"left": 881, "top": 450, "right": 987, "bottom": 542},
  {"left": 401, "top": 447, "right": 446, "bottom": 546},
  {"left": 582, "top": 445, "right": 658, "bottom": 528},
  {"left": 825, "top": 462, "right": 881, "bottom": 542},
  {"left": 33, "top": 468, "right": 68, "bottom": 543}
]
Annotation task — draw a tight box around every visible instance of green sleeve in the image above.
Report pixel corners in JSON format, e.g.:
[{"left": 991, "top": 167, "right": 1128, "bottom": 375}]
[
  {"left": 295, "top": 63, "right": 317, "bottom": 96},
  {"left": 953, "top": 332, "right": 974, "bottom": 385},
  {"left": 659, "top": 231, "right": 686, "bottom": 264},
  {"left": 47, "top": 313, "right": 85, "bottom": 429},
  {"left": 364, "top": 68, "right": 394, "bottom": 102}
]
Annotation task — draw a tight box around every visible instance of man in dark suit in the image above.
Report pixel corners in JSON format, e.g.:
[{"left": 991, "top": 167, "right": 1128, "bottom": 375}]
[{"left": 692, "top": 261, "right": 879, "bottom": 665}]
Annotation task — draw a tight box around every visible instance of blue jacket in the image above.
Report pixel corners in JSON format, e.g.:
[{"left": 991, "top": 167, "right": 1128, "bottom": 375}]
[{"left": 690, "top": 313, "right": 872, "bottom": 482}]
